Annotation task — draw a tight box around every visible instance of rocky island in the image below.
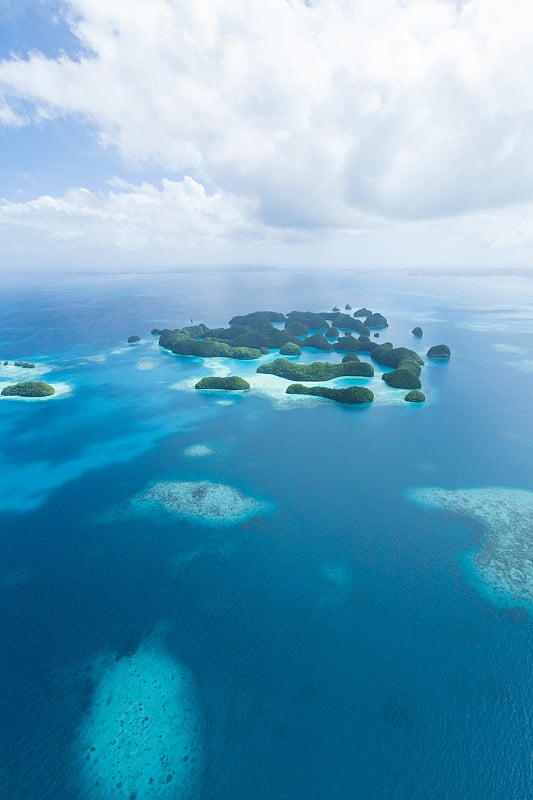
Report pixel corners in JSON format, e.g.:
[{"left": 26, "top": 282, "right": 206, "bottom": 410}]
[
  {"left": 286, "top": 384, "right": 374, "bottom": 404},
  {"left": 427, "top": 344, "right": 451, "bottom": 359},
  {"left": 257, "top": 357, "right": 374, "bottom": 381},
  {"left": 154, "top": 302, "right": 437, "bottom": 407},
  {"left": 195, "top": 376, "right": 250, "bottom": 390},
  {"left": 2, "top": 381, "right": 56, "bottom": 397}
]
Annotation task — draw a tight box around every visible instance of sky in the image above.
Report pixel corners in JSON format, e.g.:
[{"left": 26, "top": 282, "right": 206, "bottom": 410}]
[{"left": 0, "top": 0, "right": 533, "bottom": 272}]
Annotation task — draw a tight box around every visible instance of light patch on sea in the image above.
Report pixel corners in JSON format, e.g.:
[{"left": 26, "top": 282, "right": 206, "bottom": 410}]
[
  {"left": 0, "top": 422, "right": 201, "bottom": 513},
  {"left": 74, "top": 636, "right": 202, "bottom": 799},
  {"left": 509, "top": 359, "right": 533, "bottom": 373},
  {"left": 493, "top": 343, "right": 526, "bottom": 354},
  {"left": 80, "top": 354, "right": 107, "bottom": 363},
  {"left": 0, "top": 361, "right": 59, "bottom": 381},
  {"left": 183, "top": 444, "right": 213, "bottom": 458},
  {"left": 124, "top": 479, "right": 272, "bottom": 526},
  {"left": 136, "top": 358, "right": 158, "bottom": 370},
  {"left": 406, "top": 486, "right": 533, "bottom": 611}
]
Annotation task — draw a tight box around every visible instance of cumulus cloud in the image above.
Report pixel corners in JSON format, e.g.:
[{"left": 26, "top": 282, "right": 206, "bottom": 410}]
[
  {"left": 1, "top": 0, "right": 533, "bottom": 265},
  {"left": 0, "top": 176, "right": 261, "bottom": 250}
]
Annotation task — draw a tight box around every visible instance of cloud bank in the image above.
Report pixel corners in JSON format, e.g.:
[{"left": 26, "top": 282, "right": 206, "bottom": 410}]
[{"left": 1, "top": 0, "right": 533, "bottom": 268}]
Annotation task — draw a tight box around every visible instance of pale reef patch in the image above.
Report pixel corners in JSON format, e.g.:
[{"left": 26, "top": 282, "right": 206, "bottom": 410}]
[
  {"left": 82, "top": 354, "right": 107, "bottom": 363},
  {"left": 493, "top": 343, "right": 526, "bottom": 354},
  {"left": 76, "top": 641, "right": 202, "bottom": 799},
  {"left": 183, "top": 444, "right": 213, "bottom": 458},
  {"left": 132, "top": 480, "right": 269, "bottom": 526},
  {"left": 136, "top": 358, "right": 158, "bottom": 371},
  {"left": 407, "top": 487, "right": 533, "bottom": 608}
]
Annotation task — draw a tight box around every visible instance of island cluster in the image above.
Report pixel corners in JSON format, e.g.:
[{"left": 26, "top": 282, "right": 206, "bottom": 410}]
[{"left": 137, "top": 304, "right": 451, "bottom": 406}]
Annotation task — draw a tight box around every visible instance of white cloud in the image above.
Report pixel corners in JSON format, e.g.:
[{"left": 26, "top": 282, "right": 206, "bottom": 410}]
[
  {"left": 0, "top": 176, "right": 261, "bottom": 251},
  {"left": 1, "top": 0, "right": 533, "bottom": 266}
]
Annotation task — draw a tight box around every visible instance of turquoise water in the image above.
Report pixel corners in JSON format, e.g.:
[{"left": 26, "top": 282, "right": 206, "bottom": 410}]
[{"left": 0, "top": 269, "right": 531, "bottom": 798}]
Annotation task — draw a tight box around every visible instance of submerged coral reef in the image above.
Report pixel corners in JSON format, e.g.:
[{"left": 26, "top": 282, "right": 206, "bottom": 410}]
[
  {"left": 77, "top": 642, "right": 202, "bottom": 798},
  {"left": 134, "top": 480, "right": 268, "bottom": 525},
  {"left": 407, "top": 487, "right": 533, "bottom": 607}
]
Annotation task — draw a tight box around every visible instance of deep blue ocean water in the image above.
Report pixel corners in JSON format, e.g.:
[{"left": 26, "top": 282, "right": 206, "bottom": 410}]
[{"left": 0, "top": 268, "right": 531, "bottom": 799}]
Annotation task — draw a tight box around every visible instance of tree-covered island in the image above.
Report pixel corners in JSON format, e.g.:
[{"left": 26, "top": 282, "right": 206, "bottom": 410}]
[
  {"left": 195, "top": 377, "right": 250, "bottom": 390},
  {"left": 1, "top": 381, "right": 55, "bottom": 397},
  {"left": 286, "top": 384, "right": 374, "bottom": 404},
  {"left": 154, "top": 304, "right": 436, "bottom": 406},
  {"left": 257, "top": 357, "right": 374, "bottom": 380}
]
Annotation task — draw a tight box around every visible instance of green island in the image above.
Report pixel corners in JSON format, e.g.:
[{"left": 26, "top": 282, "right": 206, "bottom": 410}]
[
  {"left": 195, "top": 376, "right": 250, "bottom": 390},
  {"left": 13, "top": 361, "right": 36, "bottom": 369},
  {"left": 153, "top": 302, "right": 440, "bottom": 406},
  {"left": 286, "top": 384, "right": 374, "bottom": 404},
  {"left": 279, "top": 341, "right": 301, "bottom": 356},
  {"left": 1, "top": 381, "right": 55, "bottom": 397},
  {"left": 427, "top": 344, "right": 451, "bottom": 359},
  {"left": 127, "top": 335, "right": 141, "bottom": 343},
  {"left": 364, "top": 312, "right": 388, "bottom": 328},
  {"left": 372, "top": 343, "right": 424, "bottom": 389},
  {"left": 257, "top": 357, "right": 374, "bottom": 381}
]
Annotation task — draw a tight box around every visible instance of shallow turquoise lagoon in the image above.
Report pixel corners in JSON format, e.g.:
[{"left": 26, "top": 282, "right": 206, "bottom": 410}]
[{"left": 0, "top": 269, "right": 531, "bottom": 799}]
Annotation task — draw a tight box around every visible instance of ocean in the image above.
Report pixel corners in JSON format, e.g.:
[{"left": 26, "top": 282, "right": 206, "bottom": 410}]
[{"left": 0, "top": 267, "right": 531, "bottom": 799}]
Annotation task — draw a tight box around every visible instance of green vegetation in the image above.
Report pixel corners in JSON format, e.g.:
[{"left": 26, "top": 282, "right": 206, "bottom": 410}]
[
  {"left": 373, "top": 343, "right": 424, "bottom": 390},
  {"left": 412, "top": 327, "right": 423, "bottom": 338},
  {"left": 159, "top": 329, "right": 261, "bottom": 359},
  {"left": 364, "top": 312, "right": 388, "bottom": 328},
  {"left": 382, "top": 369, "right": 421, "bottom": 389},
  {"left": 127, "top": 335, "right": 141, "bottom": 343},
  {"left": 427, "top": 344, "right": 451, "bottom": 359},
  {"left": 286, "top": 311, "right": 329, "bottom": 330},
  {"left": 2, "top": 381, "right": 55, "bottom": 397},
  {"left": 303, "top": 333, "right": 331, "bottom": 350},
  {"left": 405, "top": 390, "right": 425, "bottom": 402},
  {"left": 156, "top": 304, "right": 439, "bottom": 404},
  {"left": 332, "top": 335, "right": 378, "bottom": 353},
  {"left": 151, "top": 328, "right": 162, "bottom": 335},
  {"left": 279, "top": 341, "right": 301, "bottom": 356},
  {"left": 326, "top": 313, "right": 370, "bottom": 335},
  {"left": 13, "top": 361, "right": 35, "bottom": 368},
  {"left": 195, "top": 376, "right": 250, "bottom": 390},
  {"left": 286, "top": 384, "right": 374, "bottom": 404},
  {"left": 284, "top": 320, "right": 308, "bottom": 336},
  {"left": 257, "top": 357, "right": 373, "bottom": 381},
  {"left": 372, "top": 344, "right": 423, "bottom": 370},
  {"left": 229, "top": 311, "right": 286, "bottom": 328}
]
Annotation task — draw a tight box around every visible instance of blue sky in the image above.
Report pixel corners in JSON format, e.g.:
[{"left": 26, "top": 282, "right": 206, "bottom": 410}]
[{"left": 0, "top": 0, "right": 532, "bottom": 271}]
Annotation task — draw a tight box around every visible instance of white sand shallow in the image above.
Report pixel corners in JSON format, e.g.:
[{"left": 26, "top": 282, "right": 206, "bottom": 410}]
[
  {"left": 77, "top": 642, "right": 201, "bottom": 799},
  {"left": 407, "top": 486, "right": 533, "bottom": 606},
  {"left": 171, "top": 355, "right": 422, "bottom": 409}
]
